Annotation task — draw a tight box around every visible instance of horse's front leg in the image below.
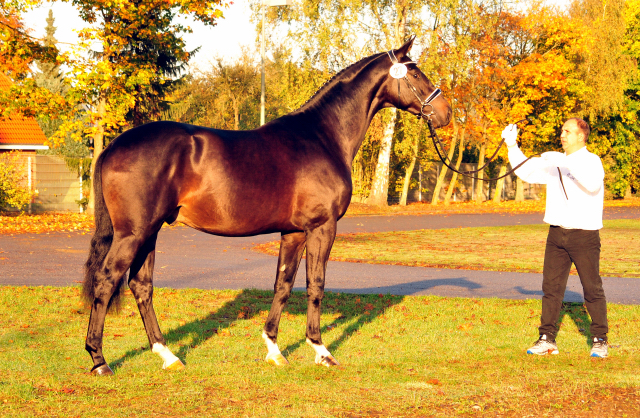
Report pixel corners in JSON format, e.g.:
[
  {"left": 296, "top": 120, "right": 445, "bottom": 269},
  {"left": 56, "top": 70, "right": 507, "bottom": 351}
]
[
  {"left": 263, "top": 231, "right": 306, "bottom": 365},
  {"left": 305, "top": 222, "right": 339, "bottom": 367}
]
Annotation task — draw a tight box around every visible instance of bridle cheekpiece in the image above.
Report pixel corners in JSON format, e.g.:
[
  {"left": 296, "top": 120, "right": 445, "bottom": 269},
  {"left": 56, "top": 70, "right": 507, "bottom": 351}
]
[{"left": 386, "top": 49, "right": 442, "bottom": 120}]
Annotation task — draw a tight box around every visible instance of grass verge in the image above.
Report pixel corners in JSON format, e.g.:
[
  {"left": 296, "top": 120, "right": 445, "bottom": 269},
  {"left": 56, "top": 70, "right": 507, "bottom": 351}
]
[
  {"left": 345, "top": 196, "right": 640, "bottom": 217},
  {"left": 255, "top": 219, "right": 640, "bottom": 278},
  {"left": 1, "top": 286, "right": 639, "bottom": 417}
]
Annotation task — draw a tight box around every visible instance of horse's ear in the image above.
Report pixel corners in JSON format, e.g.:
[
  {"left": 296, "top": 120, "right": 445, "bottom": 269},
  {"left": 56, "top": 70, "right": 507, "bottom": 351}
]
[{"left": 395, "top": 35, "right": 416, "bottom": 58}]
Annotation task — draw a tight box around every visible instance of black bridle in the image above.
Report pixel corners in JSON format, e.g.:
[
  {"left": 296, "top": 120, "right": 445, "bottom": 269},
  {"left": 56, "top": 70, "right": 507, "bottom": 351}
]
[
  {"left": 387, "top": 49, "right": 541, "bottom": 183},
  {"left": 386, "top": 50, "right": 442, "bottom": 120}
]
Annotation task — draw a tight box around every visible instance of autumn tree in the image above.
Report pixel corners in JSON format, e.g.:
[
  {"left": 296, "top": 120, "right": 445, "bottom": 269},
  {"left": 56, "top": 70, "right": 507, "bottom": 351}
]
[
  {"left": 201, "top": 53, "right": 259, "bottom": 130},
  {"left": 163, "top": 45, "right": 311, "bottom": 130},
  {"left": 0, "top": 1, "right": 65, "bottom": 121},
  {"left": 622, "top": 0, "right": 640, "bottom": 195},
  {"left": 0, "top": 0, "right": 57, "bottom": 80},
  {"left": 47, "top": 0, "right": 229, "bottom": 211},
  {"left": 426, "top": 0, "right": 490, "bottom": 205},
  {"left": 569, "top": 0, "right": 637, "bottom": 198},
  {"left": 447, "top": 3, "right": 588, "bottom": 202}
]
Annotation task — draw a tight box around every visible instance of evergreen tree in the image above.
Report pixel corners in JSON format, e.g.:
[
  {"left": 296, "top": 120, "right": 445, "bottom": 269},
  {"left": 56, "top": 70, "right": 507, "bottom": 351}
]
[
  {"left": 33, "top": 10, "right": 65, "bottom": 95},
  {"left": 32, "top": 10, "right": 91, "bottom": 195},
  {"left": 34, "top": 10, "right": 71, "bottom": 139}
]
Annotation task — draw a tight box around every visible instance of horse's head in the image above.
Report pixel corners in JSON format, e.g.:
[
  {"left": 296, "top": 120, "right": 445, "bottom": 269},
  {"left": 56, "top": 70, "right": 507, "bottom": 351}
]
[{"left": 381, "top": 36, "right": 452, "bottom": 129}]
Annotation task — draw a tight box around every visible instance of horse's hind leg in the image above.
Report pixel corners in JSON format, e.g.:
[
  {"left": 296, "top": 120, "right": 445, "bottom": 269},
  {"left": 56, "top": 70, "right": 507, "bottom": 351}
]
[
  {"left": 86, "top": 234, "right": 145, "bottom": 375},
  {"left": 262, "top": 231, "right": 306, "bottom": 365},
  {"left": 128, "top": 232, "right": 184, "bottom": 371},
  {"left": 304, "top": 222, "right": 339, "bottom": 367}
]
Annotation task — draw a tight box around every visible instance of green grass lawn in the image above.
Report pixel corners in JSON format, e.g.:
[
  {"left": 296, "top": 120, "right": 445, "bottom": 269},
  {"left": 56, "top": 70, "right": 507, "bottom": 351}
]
[
  {"left": 1, "top": 286, "right": 639, "bottom": 417},
  {"left": 257, "top": 219, "right": 640, "bottom": 278}
]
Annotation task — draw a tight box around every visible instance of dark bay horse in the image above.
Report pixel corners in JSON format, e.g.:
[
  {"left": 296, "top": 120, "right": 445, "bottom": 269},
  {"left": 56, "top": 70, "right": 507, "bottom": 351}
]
[{"left": 83, "top": 36, "right": 452, "bottom": 375}]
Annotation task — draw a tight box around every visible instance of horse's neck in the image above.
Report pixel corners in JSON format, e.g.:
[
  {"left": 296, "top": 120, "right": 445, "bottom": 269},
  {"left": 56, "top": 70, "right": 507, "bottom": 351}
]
[{"left": 291, "top": 56, "right": 388, "bottom": 166}]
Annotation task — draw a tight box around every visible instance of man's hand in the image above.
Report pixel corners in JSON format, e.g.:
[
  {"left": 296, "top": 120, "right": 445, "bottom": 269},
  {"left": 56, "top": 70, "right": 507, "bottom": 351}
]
[
  {"left": 502, "top": 124, "right": 518, "bottom": 147},
  {"left": 541, "top": 151, "right": 566, "bottom": 167}
]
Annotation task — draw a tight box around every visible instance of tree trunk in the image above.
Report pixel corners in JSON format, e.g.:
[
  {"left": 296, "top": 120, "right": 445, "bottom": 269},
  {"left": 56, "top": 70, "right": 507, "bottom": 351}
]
[
  {"left": 431, "top": 129, "right": 458, "bottom": 205},
  {"left": 232, "top": 95, "right": 240, "bottom": 130},
  {"left": 515, "top": 177, "right": 525, "bottom": 202},
  {"left": 366, "top": 108, "right": 397, "bottom": 207},
  {"left": 444, "top": 127, "right": 466, "bottom": 205},
  {"left": 399, "top": 134, "right": 419, "bottom": 206},
  {"left": 88, "top": 99, "right": 106, "bottom": 215},
  {"left": 474, "top": 142, "right": 486, "bottom": 203},
  {"left": 366, "top": 11, "right": 409, "bottom": 208},
  {"left": 492, "top": 164, "right": 507, "bottom": 203}
]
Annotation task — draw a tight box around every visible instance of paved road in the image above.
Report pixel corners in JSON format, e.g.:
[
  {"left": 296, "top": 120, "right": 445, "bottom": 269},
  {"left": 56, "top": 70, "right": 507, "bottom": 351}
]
[{"left": 1, "top": 207, "right": 639, "bottom": 304}]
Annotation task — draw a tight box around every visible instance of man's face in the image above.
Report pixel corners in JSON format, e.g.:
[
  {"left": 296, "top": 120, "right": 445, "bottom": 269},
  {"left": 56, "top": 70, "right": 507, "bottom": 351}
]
[{"left": 560, "top": 120, "right": 585, "bottom": 155}]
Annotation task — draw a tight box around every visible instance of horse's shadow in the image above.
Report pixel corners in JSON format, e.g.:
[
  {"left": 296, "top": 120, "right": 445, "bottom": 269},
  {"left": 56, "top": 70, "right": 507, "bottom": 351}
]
[
  {"left": 557, "top": 301, "right": 593, "bottom": 345},
  {"left": 109, "top": 287, "right": 406, "bottom": 370}
]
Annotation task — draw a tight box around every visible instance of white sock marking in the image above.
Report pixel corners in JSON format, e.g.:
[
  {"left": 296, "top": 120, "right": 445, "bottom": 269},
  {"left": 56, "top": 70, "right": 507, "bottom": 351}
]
[
  {"left": 152, "top": 343, "right": 180, "bottom": 369},
  {"left": 306, "top": 338, "right": 332, "bottom": 363},
  {"left": 262, "top": 332, "right": 282, "bottom": 359}
]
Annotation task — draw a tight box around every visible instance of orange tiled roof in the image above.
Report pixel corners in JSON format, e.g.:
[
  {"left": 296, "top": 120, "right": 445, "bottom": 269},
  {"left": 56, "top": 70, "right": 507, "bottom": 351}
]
[
  {"left": 0, "top": 118, "right": 48, "bottom": 145},
  {"left": 0, "top": 73, "right": 11, "bottom": 90},
  {"left": 0, "top": 73, "right": 47, "bottom": 146}
]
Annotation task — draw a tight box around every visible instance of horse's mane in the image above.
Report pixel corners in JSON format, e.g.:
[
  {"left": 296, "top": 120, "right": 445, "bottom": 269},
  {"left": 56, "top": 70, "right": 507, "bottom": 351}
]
[{"left": 293, "top": 52, "right": 386, "bottom": 113}]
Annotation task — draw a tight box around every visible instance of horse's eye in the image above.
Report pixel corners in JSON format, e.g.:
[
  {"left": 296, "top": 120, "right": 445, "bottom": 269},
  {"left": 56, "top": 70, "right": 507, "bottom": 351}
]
[{"left": 413, "top": 73, "right": 419, "bottom": 79}]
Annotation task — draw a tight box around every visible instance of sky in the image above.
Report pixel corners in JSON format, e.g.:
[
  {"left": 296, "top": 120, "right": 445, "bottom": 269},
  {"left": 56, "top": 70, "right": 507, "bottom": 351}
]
[
  {"left": 22, "top": 1, "right": 257, "bottom": 70},
  {"left": 22, "top": 0, "right": 572, "bottom": 71}
]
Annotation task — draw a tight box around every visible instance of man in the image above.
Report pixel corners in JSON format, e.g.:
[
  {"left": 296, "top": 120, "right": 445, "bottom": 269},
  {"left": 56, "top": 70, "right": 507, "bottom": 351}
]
[{"left": 502, "top": 118, "right": 609, "bottom": 358}]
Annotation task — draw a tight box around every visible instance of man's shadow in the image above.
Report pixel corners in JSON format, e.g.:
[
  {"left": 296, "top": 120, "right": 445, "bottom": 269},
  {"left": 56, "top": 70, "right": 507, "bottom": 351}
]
[
  {"left": 557, "top": 301, "right": 593, "bottom": 346},
  {"left": 108, "top": 287, "right": 406, "bottom": 370}
]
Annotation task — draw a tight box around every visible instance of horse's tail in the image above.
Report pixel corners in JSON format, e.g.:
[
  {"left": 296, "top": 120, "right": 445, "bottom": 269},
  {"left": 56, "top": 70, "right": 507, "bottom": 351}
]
[{"left": 82, "top": 147, "right": 123, "bottom": 311}]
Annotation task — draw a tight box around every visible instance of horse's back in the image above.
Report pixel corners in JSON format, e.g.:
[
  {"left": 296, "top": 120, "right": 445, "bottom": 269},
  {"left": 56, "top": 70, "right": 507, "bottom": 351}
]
[{"left": 100, "top": 121, "right": 351, "bottom": 237}]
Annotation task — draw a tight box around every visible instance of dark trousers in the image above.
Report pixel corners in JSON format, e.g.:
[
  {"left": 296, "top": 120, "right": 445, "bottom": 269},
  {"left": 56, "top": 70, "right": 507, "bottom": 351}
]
[{"left": 539, "top": 226, "right": 608, "bottom": 340}]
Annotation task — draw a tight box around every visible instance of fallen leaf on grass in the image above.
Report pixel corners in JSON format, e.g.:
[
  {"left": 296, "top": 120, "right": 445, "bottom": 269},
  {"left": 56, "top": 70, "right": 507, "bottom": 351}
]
[{"left": 456, "top": 323, "right": 474, "bottom": 331}]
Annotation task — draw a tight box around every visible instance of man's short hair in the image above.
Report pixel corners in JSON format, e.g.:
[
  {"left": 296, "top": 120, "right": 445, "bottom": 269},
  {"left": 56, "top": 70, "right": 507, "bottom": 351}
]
[{"left": 567, "top": 117, "right": 591, "bottom": 142}]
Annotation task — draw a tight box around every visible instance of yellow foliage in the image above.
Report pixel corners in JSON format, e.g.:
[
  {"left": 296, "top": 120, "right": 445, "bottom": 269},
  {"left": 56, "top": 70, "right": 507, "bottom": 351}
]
[{"left": 0, "top": 151, "right": 36, "bottom": 210}]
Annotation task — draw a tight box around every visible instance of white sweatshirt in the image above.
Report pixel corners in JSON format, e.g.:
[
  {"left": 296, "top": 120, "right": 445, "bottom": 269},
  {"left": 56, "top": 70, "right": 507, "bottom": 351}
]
[{"left": 508, "top": 145, "right": 604, "bottom": 230}]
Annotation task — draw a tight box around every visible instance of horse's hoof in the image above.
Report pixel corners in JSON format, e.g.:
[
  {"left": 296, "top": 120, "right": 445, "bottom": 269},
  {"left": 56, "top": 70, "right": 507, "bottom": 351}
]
[
  {"left": 266, "top": 353, "right": 289, "bottom": 366},
  {"left": 316, "top": 355, "right": 340, "bottom": 367},
  {"left": 165, "top": 359, "right": 185, "bottom": 371},
  {"left": 90, "top": 364, "right": 114, "bottom": 376}
]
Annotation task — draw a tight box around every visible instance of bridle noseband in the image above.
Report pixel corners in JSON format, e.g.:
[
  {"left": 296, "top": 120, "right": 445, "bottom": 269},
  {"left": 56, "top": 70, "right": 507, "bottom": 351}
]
[{"left": 386, "top": 50, "right": 441, "bottom": 120}]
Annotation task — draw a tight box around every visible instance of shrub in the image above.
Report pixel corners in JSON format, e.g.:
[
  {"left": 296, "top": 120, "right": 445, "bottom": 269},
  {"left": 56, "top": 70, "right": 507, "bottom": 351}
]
[{"left": 0, "top": 152, "right": 37, "bottom": 210}]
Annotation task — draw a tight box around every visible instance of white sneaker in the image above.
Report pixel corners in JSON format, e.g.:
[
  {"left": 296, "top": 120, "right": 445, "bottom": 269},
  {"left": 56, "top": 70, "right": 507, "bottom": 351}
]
[
  {"left": 590, "top": 337, "right": 608, "bottom": 358},
  {"left": 527, "top": 334, "right": 559, "bottom": 355}
]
